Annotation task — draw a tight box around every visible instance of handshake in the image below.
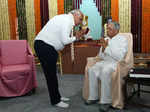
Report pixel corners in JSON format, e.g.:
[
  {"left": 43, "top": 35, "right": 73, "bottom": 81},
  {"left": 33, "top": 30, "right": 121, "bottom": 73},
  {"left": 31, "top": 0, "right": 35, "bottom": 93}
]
[{"left": 74, "top": 27, "right": 90, "bottom": 40}]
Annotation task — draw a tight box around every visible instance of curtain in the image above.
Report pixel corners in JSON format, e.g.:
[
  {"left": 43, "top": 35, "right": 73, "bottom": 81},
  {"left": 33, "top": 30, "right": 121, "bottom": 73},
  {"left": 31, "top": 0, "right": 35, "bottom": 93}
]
[
  {"left": 64, "top": 0, "right": 73, "bottom": 13},
  {"left": 34, "top": 0, "right": 41, "bottom": 35},
  {"left": 142, "top": 0, "right": 150, "bottom": 53},
  {"left": 8, "top": 0, "right": 17, "bottom": 40},
  {"left": 16, "top": 0, "right": 28, "bottom": 40},
  {"left": 100, "top": 0, "right": 111, "bottom": 25},
  {"left": 40, "top": 0, "right": 49, "bottom": 28},
  {"left": 131, "top": 0, "right": 142, "bottom": 53},
  {"left": 119, "top": 0, "right": 131, "bottom": 33},
  {"left": 25, "top": 0, "right": 36, "bottom": 52},
  {"left": 48, "top": 0, "right": 57, "bottom": 19},
  {"left": 0, "top": 0, "right": 11, "bottom": 40},
  {"left": 111, "top": 0, "right": 118, "bottom": 22},
  {"left": 73, "top": 0, "right": 82, "bottom": 9},
  {"left": 57, "top": 0, "right": 64, "bottom": 14}
]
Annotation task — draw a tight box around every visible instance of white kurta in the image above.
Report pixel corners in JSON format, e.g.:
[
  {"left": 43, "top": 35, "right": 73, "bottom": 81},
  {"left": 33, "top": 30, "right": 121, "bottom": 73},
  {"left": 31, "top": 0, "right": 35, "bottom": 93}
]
[{"left": 88, "top": 34, "right": 128, "bottom": 104}]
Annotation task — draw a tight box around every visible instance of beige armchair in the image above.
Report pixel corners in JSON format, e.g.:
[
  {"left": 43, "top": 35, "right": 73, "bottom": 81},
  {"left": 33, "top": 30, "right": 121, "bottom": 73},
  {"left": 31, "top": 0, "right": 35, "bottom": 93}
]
[{"left": 82, "top": 33, "right": 134, "bottom": 109}]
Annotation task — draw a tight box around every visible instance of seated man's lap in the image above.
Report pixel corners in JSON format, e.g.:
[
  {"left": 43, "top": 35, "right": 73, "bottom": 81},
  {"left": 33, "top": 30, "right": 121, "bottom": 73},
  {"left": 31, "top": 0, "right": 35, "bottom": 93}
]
[{"left": 89, "top": 61, "right": 116, "bottom": 78}]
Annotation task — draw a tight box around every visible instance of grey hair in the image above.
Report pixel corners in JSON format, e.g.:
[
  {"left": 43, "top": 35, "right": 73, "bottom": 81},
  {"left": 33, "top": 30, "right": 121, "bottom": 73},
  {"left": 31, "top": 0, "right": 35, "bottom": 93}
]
[
  {"left": 69, "top": 9, "right": 82, "bottom": 17},
  {"left": 109, "top": 21, "right": 120, "bottom": 30}
]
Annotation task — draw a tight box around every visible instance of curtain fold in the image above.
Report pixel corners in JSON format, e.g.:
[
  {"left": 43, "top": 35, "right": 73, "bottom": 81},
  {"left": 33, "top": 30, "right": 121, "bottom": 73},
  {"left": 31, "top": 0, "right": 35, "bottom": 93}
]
[
  {"left": 142, "top": 0, "right": 150, "bottom": 53},
  {"left": 57, "top": 0, "right": 64, "bottom": 14},
  {"left": 48, "top": 0, "right": 57, "bottom": 19},
  {"left": 72, "top": 0, "right": 75, "bottom": 9},
  {"left": 111, "top": 0, "right": 118, "bottom": 22},
  {"left": 64, "top": 0, "right": 66, "bottom": 13},
  {"left": 34, "top": 0, "right": 41, "bottom": 35},
  {"left": 64, "top": 0, "right": 73, "bottom": 13},
  {"left": 131, "top": 0, "right": 142, "bottom": 53},
  {"left": 40, "top": 0, "right": 49, "bottom": 28},
  {"left": 100, "top": 0, "right": 111, "bottom": 25},
  {"left": 119, "top": 0, "right": 131, "bottom": 33},
  {"left": 8, "top": 0, "right": 17, "bottom": 40},
  {"left": 16, "top": 0, "right": 28, "bottom": 40},
  {"left": 25, "top": 0, "right": 36, "bottom": 52},
  {"left": 0, "top": 0, "right": 11, "bottom": 40}
]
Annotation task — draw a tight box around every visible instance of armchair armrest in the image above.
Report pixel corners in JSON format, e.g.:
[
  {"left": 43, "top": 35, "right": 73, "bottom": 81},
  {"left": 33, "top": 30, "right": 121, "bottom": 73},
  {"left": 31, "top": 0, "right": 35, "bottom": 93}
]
[
  {"left": 27, "top": 55, "right": 34, "bottom": 65},
  {"left": 118, "top": 60, "right": 127, "bottom": 66},
  {"left": 86, "top": 56, "right": 102, "bottom": 67},
  {"left": 27, "top": 54, "right": 37, "bottom": 87},
  {"left": 116, "top": 60, "right": 133, "bottom": 78},
  {"left": 0, "top": 63, "right": 1, "bottom": 73},
  {"left": 27, "top": 43, "right": 33, "bottom": 55},
  {"left": 0, "top": 57, "right": 1, "bottom": 73},
  {"left": 26, "top": 42, "right": 35, "bottom": 65}
]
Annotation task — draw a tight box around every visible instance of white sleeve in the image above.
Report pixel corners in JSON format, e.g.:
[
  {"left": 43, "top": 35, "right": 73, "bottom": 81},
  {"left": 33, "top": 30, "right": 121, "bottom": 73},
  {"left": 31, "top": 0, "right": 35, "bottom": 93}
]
[
  {"left": 104, "top": 37, "right": 128, "bottom": 61},
  {"left": 61, "top": 21, "right": 76, "bottom": 45},
  {"left": 98, "top": 47, "right": 105, "bottom": 58},
  {"left": 98, "top": 37, "right": 110, "bottom": 58}
]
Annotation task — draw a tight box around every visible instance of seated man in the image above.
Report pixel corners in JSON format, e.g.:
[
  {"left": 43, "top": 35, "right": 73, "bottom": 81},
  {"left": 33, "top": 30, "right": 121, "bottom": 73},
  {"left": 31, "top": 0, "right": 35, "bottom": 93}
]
[{"left": 85, "top": 21, "right": 128, "bottom": 111}]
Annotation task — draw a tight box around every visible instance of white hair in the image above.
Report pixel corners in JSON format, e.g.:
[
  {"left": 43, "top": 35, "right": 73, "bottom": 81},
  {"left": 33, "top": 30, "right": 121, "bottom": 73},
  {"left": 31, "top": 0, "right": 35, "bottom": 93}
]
[
  {"left": 69, "top": 9, "right": 82, "bottom": 17},
  {"left": 109, "top": 21, "right": 120, "bottom": 30}
]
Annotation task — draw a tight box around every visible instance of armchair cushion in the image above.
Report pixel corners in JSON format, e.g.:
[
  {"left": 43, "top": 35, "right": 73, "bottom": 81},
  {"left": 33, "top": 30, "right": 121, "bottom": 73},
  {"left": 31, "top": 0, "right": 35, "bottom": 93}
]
[{"left": 2, "top": 64, "right": 30, "bottom": 79}]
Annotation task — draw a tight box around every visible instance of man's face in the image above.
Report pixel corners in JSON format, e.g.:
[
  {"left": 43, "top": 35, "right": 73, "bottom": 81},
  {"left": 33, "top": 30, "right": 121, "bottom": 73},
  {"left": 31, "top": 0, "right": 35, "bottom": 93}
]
[
  {"left": 107, "top": 23, "right": 118, "bottom": 38},
  {"left": 74, "top": 13, "right": 83, "bottom": 26}
]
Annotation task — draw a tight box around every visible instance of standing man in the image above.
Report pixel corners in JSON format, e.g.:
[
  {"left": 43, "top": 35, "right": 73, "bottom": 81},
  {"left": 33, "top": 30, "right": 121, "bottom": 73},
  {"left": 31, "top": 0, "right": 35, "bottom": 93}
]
[{"left": 34, "top": 9, "right": 84, "bottom": 108}]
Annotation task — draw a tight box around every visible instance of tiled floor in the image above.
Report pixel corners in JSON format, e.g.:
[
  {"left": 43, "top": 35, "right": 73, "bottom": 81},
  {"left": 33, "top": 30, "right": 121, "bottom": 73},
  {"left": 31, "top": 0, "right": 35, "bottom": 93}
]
[{"left": 0, "top": 66, "right": 150, "bottom": 112}]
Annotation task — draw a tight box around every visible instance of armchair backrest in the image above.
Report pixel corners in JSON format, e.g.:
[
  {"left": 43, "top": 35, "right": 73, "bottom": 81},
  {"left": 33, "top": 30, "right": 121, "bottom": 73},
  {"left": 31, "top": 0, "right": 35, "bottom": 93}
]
[
  {"left": 0, "top": 40, "right": 28, "bottom": 66},
  {"left": 119, "top": 33, "right": 134, "bottom": 67}
]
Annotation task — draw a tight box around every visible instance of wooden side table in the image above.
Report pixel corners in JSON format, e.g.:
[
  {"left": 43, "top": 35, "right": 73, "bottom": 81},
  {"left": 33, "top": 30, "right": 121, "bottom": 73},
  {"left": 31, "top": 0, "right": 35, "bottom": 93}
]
[{"left": 61, "top": 40, "right": 101, "bottom": 74}]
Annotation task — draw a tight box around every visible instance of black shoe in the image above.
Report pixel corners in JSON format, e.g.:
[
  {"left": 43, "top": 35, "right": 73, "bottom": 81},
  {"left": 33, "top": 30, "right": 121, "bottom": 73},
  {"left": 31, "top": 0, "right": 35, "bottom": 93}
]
[
  {"left": 85, "top": 99, "right": 99, "bottom": 105},
  {"left": 99, "top": 104, "right": 111, "bottom": 112}
]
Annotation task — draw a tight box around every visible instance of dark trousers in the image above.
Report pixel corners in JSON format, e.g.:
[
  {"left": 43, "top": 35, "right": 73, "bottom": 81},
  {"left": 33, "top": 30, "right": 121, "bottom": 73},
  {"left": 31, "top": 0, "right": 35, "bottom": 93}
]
[{"left": 34, "top": 40, "right": 61, "bottom": 105}]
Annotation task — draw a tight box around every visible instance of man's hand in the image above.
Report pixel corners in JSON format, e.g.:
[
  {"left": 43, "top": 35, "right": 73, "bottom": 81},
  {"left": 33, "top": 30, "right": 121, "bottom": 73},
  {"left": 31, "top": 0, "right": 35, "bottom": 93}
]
[
  {"left": 75, "top": 30, "right": 84, "bottom": 40},
  {"left": 99, "top": 38, "right": 108, "bottom": 52}
]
